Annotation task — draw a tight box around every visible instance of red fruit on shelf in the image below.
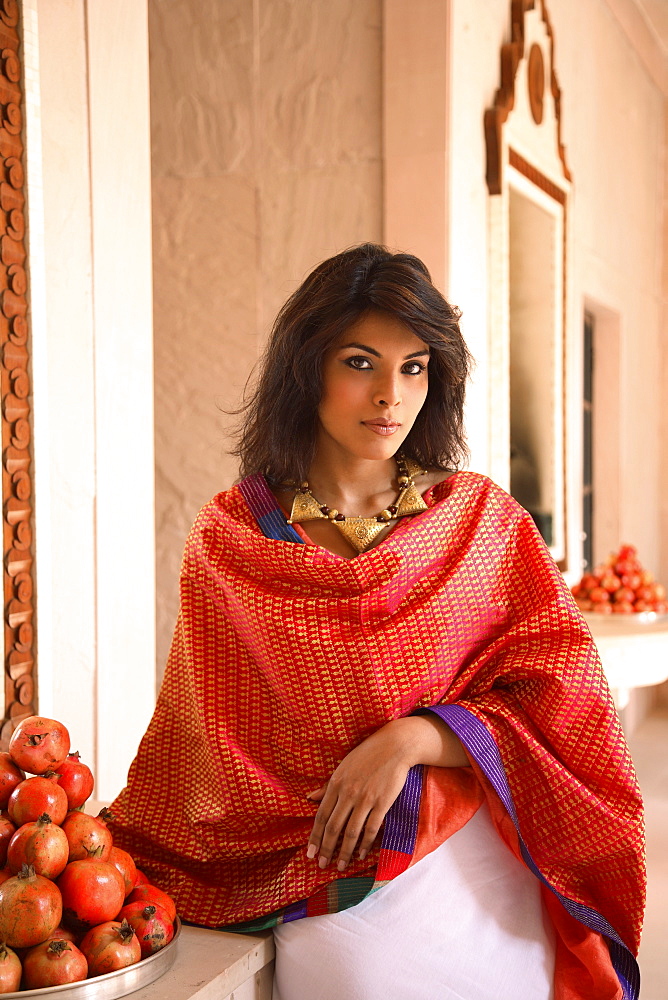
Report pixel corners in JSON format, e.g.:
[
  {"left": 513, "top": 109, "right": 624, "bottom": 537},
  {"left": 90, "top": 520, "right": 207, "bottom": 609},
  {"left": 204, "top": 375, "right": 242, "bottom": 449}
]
[
  {"left": 0, "top": 814, "right": 15, "bottom": 868},
  {"left": 57, "top": 858, "right": 126, "bottom": 934},
  {"left": 109, "top": 846, "right": 138, "bottom": 897},
  {"left": 614, "top": 587, "right": 635, "bottom": 605},
  {"left": 21, "top": 937, "right": 88, "bottom": 989},
  {"left": 8, "top": 716, "right": 70, "bottom": 776},
  {"left": 7, "top": 775, "right": 68, "bottom": 826},
  {"left": 117, "top": 900, "right": 174, "bottom": 956},
  {"left": 574, "top": 544, "right": 667, "bottom": 615},
  {"left": 589, "top": 587, "right": 610, "bottom": 603},
  {"left": 126, "top": 883, "right": 177, "bottom": 923},
  {"left": 613, "top": 601, "right": 635, "bottom": 614},
  {"left": 0, "top": 942, "right": 21, "bottom": 993},
  {"left": 0, "top": 753, "right": 25, "bottom": 810},
  {"left": 79, "top": 918, "right": 141, "bottom": 976},
  {"left": 0, "top": 863, "right": 62, "bottom": 948},
  {"left": 7, "top": 812, "right": 69, "bottom": 879},
  {"left": 61, "top": 809, "right": 113, "bottom": 862},
  {"left": 45, "top": 924, "right": 77, "bottom": 943},
  {"left": 54, "top": 752, "right": 95, "bottom": 811}
]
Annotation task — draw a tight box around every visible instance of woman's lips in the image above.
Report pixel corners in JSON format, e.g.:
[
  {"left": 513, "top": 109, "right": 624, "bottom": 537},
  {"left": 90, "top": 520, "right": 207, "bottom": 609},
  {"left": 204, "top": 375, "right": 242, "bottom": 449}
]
[{"left": 362, "top": 421, "right": 401, "bottom": 436}]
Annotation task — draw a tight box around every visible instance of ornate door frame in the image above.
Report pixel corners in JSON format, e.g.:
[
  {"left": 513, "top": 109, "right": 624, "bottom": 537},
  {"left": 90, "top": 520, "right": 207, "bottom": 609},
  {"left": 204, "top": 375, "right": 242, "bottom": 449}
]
[{"left": 0, "top": 0, "right": 36, "bottom": 745}]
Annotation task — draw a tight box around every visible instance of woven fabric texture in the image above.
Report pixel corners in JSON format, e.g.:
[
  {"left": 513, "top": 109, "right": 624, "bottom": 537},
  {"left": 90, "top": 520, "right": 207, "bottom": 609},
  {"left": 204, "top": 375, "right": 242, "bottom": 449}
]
[{"left": 109, "top": 471, "right": 644, "bottom": 956}]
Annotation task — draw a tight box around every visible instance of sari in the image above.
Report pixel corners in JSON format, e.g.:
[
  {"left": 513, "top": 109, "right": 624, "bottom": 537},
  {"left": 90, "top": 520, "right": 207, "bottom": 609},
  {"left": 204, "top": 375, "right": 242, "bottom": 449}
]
[{"left": 110, "top": 471, "right": 645, "bottom": 999}]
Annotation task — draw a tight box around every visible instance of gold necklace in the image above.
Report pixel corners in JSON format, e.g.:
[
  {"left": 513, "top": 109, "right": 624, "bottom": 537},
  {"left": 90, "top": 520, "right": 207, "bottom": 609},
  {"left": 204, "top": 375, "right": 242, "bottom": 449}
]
[{"left": 287, "top": 455, "right": 429, "bottom": 553}]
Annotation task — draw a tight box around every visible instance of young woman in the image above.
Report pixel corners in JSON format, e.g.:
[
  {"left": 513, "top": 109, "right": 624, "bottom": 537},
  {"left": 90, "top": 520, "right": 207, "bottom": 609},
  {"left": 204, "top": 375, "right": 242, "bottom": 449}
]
[{"left": 111, "top": 244, "right": 644, "bottom": 1000}]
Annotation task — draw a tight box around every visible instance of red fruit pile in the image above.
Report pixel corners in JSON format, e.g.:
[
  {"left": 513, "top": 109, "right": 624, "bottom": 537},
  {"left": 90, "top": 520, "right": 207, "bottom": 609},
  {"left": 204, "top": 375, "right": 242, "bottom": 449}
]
[
  {"left": 572, "top": 544, "right": 668, "bottom": 615},
  {"left": 0, "top": 716, "right": 176, "bottom": 991}
]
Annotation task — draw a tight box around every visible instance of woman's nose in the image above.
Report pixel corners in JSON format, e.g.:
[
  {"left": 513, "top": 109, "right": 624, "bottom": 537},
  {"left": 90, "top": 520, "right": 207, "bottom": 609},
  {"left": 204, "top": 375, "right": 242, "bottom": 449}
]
[{"left": 373, "top": 376, "right": 401, "bottom": 408}]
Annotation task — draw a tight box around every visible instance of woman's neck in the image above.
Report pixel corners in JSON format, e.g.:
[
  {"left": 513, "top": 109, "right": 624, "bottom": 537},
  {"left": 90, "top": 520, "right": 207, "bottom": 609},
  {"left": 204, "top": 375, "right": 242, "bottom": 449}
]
[{"left": 305, "top": 450, "right": 400, "bottom": 518}]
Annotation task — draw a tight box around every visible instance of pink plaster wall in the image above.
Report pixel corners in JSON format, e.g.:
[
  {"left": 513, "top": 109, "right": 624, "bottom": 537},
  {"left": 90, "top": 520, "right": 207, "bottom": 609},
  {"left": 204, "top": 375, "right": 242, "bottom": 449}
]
[{"left": 149, "top": 0, "right": 383, "bottom": 672}]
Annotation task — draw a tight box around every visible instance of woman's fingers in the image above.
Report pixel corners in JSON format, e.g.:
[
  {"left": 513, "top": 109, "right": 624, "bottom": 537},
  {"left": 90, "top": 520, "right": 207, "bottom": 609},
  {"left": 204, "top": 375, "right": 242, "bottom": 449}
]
[
  {"left": 335, "top": 807, "right": 377, "bottom": 870},
  {"left": 355, "top": 807, "right": 384, "bottom": 862},
  {"left": 307, "top": 783, "right": 342, "bottom": 858},
  {"left": 311, "top": 796, "right": 354, "bottom": 868},
  {"left": 306, "top": 783, "right": 327, "bottom": 802}
]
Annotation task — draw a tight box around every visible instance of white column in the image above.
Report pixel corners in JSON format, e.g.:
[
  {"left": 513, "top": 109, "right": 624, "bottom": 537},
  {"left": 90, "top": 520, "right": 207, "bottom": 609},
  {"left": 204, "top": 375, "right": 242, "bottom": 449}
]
[
  {"left": 86, "top": 0, "right": 156, "bottom": 801},
  {"left": 25, "top": 0, "right": 155, "bottom": 801}
]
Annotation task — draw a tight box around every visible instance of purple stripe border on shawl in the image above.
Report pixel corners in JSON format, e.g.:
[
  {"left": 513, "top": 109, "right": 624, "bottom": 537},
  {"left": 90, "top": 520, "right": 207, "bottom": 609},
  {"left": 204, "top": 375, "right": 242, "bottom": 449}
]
[
  {"left": 380, "top": 763, "right": 423, "bottom": 855},
  {"left": 419, "top": 704, "right": 640, "bottom": 1000},
  {"left": 238, "top": 474, "right": 304, "bottom": 544}
]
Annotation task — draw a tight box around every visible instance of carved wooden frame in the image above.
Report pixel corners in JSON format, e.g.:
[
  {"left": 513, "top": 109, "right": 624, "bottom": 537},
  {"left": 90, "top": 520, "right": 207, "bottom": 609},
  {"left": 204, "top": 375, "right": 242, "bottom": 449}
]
[
  {"left": 484, "top": 0, "right": 572, "bottom": 568},
  {"left": 0, "top": 0, "right": 36, "bottom": 746},
  {"left": 485, "top": 0, "right": 571, "bottom": 196}
]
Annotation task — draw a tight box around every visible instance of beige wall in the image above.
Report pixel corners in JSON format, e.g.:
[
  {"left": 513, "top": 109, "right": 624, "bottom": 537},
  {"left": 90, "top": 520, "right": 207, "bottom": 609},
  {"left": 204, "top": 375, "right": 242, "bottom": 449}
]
[
  {"left": 149, "top": 0, "right": 383, "bottom": 671},
  {"left": 150, "top": 0, "right": 668, "bottom": 667}
]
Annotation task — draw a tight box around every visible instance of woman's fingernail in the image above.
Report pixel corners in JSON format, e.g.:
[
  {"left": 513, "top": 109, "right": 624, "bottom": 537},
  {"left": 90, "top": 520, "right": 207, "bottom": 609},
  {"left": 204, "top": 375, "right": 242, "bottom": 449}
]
[
  {"left": 307, "top": 844, "right": 316, "bottom": 859},
  {"left": 318, "top": 856, "right": 329, "bottom": 869},
  {"left": 337, "top": 859, "right": 346, "bottom": 871},
  {"left": 359, "top": 849, "right": 367, "bottom": 860}
]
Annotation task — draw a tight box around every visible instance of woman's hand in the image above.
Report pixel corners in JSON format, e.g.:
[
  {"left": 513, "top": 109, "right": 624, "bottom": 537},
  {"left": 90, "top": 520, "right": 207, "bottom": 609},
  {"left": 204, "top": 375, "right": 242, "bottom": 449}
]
[{"left": 306, "top": 714, "right": 469, "bottom": 872}]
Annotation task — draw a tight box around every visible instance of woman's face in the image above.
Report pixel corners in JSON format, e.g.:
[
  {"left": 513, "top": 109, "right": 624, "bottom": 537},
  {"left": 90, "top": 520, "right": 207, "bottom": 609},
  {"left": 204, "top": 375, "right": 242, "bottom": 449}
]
[{"left": 316, "top": 311, "right": 430, "bottom": 463}]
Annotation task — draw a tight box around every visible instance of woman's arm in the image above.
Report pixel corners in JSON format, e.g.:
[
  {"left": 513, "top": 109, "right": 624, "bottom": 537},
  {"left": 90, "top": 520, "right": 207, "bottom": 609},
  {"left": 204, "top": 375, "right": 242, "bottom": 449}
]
[{"left": 306, "top": 714, "right": 469, "bottom": 872}]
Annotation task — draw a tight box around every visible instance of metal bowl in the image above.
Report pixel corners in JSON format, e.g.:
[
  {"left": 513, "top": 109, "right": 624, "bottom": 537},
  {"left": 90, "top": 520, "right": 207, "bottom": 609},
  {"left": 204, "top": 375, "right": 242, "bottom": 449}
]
[
  {"left": 584, "top": 611, "right": 668, "bottom": 626},
  {"left": 4, "top": 917, "right": 181, "bottom": 1000}
]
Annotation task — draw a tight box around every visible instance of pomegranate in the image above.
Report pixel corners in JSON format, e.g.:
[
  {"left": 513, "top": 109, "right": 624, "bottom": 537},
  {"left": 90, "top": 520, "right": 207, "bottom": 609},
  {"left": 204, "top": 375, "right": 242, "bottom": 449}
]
[
  {"left": 0, "top": 866, "right": 12, "bottom": 886},
  {"left": 21, "top": 937, "right": 88, "bottom": 988},
  {"left": 57, "top": 859, "right": 126, "bottom": 933},
  {"left": 7, "top": 812, "right": 69, "bottom": 878},
  {"left": 46, "top": 924, "right": 77, "bottom": 943},
  {"left": 0, "top": 814, "right": 16, "bottom": 867},
  {"left": 79, "top": 918, "right": 141, "bottom": 976},
  {"left": 134, "top": 867, "right": 151, "bottom": 887},
  {"left": 54, "top": 752, "right": 94, "bottom": 810},
  {"left": 8, "top": 775, "right": 68, "bottom": 826},
  {"left": 8, "top": 716, "right": 70, "bottom": 775},
  {"left": 109, "top": 845, "right": 138, "bottom": 896},
  {"left": 0, "top": 942, "right": 21, "bottom": 993},
  {"left": 0, "top": 752, "right": 25, "bottom": 809},
  {"left": 0, "top": 863, "right": 62, "bottom": 948},
  {"left": 126, "top": 883, "right": 177, "bottom": 922},
  {"left": 61, "top": 808, "right": 113, "bottom": 862},
  {"left": 117, "top": 901, "right": 174, "bottom": 956}
]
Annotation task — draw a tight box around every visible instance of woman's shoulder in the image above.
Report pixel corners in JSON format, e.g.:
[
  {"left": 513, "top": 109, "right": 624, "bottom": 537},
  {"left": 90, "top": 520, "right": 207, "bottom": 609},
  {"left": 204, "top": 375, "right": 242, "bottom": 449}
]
[
  {"left": 422, "top": 469, "right": 529, "bottom": 520},
  {"left": 188, "top": 481, "right": 258, "bottom": 538}
]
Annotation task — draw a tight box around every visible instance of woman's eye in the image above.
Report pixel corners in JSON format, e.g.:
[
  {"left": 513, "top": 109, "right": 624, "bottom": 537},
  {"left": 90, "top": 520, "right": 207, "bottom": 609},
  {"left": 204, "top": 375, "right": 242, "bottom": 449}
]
[
  {"left": 344, "top": 356, "right": 372, "bottom": 370},
  {"left": 402, "top": 361, "right": 427, "bottom": 375}
]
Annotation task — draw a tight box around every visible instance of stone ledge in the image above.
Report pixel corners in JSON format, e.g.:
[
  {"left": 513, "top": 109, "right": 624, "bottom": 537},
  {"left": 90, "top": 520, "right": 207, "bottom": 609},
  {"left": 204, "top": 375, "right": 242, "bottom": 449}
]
[{"left": 131, "top": 924, "right": 275, "bottom": 1000}]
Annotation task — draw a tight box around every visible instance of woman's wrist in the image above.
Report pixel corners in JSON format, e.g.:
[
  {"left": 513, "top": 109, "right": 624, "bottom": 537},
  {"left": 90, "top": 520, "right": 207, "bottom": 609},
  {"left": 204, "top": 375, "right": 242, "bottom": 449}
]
[{"left": 383, "top": 715, "right": 470, "bottom": 769}]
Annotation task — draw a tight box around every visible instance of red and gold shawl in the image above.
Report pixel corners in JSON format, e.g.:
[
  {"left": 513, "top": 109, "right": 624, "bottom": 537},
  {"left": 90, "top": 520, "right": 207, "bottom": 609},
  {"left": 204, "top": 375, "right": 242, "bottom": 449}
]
[{"left": 110, "top": 471, "right": 644, "bottom": 996}]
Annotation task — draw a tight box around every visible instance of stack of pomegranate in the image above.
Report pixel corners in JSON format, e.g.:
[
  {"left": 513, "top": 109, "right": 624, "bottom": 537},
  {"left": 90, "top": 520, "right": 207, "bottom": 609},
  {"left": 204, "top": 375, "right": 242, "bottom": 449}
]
[
  {"left": 571, "top": 543, "right": 668, "bottom": 615},
  {"left": 0, "top": 715, "right": 176, "bottom": 992}
]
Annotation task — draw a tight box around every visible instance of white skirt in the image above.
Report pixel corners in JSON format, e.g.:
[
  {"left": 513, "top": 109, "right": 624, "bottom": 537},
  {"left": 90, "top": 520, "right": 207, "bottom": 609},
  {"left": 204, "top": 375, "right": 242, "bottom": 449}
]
[{"left": 272, "top": 802, "right": 555, "bottom": 1000}]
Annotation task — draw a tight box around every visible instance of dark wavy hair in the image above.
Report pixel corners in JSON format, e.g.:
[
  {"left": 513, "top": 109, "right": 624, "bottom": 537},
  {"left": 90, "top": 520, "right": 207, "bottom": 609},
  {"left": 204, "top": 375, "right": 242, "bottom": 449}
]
[{"left": 233, "top": 243, "right": 472, "bottom": 484}]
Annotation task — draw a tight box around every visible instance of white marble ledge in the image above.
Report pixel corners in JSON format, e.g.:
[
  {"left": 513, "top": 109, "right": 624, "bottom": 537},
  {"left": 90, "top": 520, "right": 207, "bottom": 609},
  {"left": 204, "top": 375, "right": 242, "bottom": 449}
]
[
  {"left": 584, "top": 615, "right": 668, "bottom": 690},
  {"left": 132, "top": 924, "right": 274, "bottom": 1000}
]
